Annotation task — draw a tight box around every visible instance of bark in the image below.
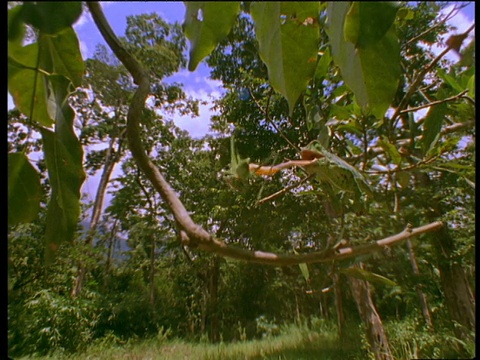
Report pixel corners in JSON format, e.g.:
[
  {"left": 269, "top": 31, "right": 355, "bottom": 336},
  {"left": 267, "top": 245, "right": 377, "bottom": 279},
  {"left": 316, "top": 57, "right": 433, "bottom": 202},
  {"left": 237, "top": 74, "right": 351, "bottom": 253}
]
[
  {"left": 104, "top": 218, "right": 119, "bottom": 288},
  {"left": 71, "top": 135, "right": 122, "bottom": 297},
  {"left": 405, "top": 239, "right": 434, "bottom": 329},
  {"left": 332, "top": 272, "right": 346, "bottom": 341},
  {"left": 149, "top": 231, "right": 156, "bottom": 306},
  {"left": 348, "top": 263, "right": 393, "bottom": 360},
  {"left": 433, "top": 226, "right": 475, "bottom": 339},
  {"left": 207, "top": 256, "right": 220, "bottom": 342}
]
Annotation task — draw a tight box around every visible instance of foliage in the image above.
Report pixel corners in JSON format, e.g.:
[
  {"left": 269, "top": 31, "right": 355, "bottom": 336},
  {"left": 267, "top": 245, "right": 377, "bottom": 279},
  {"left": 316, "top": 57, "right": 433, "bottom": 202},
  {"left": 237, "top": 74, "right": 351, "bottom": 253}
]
[{"left": 8, "top": 1, "right": 475, "bottom": 358}]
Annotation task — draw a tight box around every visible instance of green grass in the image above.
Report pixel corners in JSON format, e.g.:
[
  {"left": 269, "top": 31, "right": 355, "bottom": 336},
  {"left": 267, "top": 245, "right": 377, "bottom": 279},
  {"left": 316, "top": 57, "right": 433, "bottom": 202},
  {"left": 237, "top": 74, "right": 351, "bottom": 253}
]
[{"left": 17, "top": 325, "right": 364, "bottom": 360}]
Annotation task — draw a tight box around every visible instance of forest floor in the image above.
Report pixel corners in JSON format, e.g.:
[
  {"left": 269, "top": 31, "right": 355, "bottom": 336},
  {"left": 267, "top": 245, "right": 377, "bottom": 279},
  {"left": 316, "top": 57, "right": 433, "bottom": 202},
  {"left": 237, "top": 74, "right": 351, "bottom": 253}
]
[{"left": 16, "top": 325, "right": 364, "bottom": 360}]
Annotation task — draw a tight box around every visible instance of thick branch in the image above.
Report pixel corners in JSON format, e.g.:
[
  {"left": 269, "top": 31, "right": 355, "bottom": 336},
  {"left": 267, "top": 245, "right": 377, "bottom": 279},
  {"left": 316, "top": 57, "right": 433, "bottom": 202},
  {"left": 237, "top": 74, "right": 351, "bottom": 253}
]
[
  {"left": 195, "top": 222, "right": 444, "bottom": 266},
  {"left": 88, "top": 2, "right": 444, "bottom": 266}
]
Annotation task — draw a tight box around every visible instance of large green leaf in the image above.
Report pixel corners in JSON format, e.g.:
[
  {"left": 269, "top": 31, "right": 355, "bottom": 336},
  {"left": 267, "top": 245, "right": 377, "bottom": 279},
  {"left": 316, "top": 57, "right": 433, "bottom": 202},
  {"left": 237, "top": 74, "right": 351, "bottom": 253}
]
[
  {"left": 40, "top": 75, "right": 85, "bottom": 264},
  {"left": 40, "top": 28, "right": 85, "bottom": 87},
  {"left": 251, "top": 2, "right": 320, "bottom": 115},
  {"left": 8, "top": 44, "right": 53, "bottom": 127},
  {"left": 339, "top": 267, "right": 397, "bottom": 287},
  {"left": 20, "top": 2, "right": 83, "bottom": 35},
  {"left": 421, "top": 103, "right": 447, "bottom": 156},
  {"left": 344, "top": 2, "right": 399, "bottom": 49},
  {"left": 8, "top": 153, "right": 42, "bottom": 226},
  {"left": 183, "top": 2, "right": 240, "bottom": 71},
  {"left": 327, "top": 2, "right": 400, "bottom": 118},
  {"left": 8, "top": 27, "right": 85, "bottom": 125}
]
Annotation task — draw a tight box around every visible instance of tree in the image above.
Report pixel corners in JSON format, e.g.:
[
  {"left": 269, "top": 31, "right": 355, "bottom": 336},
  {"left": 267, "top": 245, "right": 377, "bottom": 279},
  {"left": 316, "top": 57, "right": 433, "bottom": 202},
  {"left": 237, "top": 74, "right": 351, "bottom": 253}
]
[{"left": 8, "top": 1, "right": 474, "bottom": 358}]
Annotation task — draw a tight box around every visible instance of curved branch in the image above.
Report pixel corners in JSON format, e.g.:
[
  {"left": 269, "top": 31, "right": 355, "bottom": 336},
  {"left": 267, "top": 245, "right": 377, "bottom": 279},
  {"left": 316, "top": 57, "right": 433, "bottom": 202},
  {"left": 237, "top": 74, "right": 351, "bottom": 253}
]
[{"left": 87, "top": 2, "right": 444, "bottom": 266}]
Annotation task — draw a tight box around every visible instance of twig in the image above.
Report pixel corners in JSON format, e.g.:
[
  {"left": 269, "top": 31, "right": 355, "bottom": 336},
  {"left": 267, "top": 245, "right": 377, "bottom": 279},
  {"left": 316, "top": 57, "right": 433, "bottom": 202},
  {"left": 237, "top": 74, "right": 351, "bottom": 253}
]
[
  {"left": 249, "top": 87, "right": 300, "bottom": 152},
  {"left": 404, "top": 4, "right": 459, "bottom": 47},
  {"left": 363, "top": 155, "right": 441, "bottom": 175},
  {"left": 391, "top": 24, "right": 475, "bottom": 124},
  {"left": 256, "top": 173, "right": 314, "bottom": 206},
  {"left": 399, "top": 90, "right": 469, "bottom": 114}
]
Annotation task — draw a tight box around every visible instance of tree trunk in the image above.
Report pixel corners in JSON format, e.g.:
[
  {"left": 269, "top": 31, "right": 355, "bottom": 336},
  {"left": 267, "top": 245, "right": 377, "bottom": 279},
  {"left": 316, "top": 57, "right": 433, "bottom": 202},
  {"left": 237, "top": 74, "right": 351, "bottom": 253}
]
[
  {"left": 71, "top": 135, "right": 123, "bottom": 297},
  {"left": 207, "top": 256, "right": 220, "bottom": 342},
  {"left": 103, "top": 218, "right": 119, "bottom": 288},
  {"left": 433, "top": 226, "right": 475, "bottom": 339},
  {"left": 332, "top": 272, "right": 346, "bottom": 341},
  {"left": 405, "top": 239, "right": 433, "bottom": 329},
  {"left": 348, "top": 263, "right": 393, "bottom": 360},
  {"left": 149, "top": 232, "right": 156, "bottom": 305}
]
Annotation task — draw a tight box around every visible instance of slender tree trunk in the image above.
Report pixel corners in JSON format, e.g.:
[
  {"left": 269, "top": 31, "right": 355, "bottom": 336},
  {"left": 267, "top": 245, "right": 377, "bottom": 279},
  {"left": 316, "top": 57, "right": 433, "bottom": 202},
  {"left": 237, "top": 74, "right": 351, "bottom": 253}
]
[
  {"left": 433, "top": 226, "right": 475, "bottom": 340},
  {"left": 103, "top": 218, "right": 119, "bottom": 288},
  {"left": 149, "top": 232, "right": 156, "bottom": 305},
  {"left": 208, "top": 256, "right": 220, "bottom": 342},
  {"left": 71, "top": 135, "right": 123, "bottom": 297},
  {"left": 405, "top": 239, "right": 434, "bottom": 329},
  {"left": 348, "top": 263, "right": 393, "bottom": 360},
  {"left": 332, "top": 272, "right": 346, "bottom": 341}
]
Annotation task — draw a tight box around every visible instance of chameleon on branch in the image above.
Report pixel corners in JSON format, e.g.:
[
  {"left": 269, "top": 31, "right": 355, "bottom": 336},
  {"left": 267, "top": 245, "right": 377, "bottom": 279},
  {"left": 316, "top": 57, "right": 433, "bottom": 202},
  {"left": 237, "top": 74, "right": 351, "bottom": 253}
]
[{"left": 245, "top": 141, "right": 373, "bottom": 212}]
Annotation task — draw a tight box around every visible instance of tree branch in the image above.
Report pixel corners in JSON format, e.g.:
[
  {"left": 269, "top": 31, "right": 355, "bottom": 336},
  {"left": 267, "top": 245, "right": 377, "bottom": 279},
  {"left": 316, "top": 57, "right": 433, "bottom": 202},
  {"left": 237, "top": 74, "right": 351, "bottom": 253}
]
[{"left": 88, "top": 2, "right": 444, "bottom": 266}]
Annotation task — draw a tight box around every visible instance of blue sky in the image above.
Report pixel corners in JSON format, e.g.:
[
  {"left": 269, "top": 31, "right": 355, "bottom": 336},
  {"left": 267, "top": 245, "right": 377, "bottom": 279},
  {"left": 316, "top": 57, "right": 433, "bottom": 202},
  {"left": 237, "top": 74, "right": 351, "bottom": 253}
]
[
  {"left": 70, "top": 1, "right": 474, "bottom": 138},
  {"left": 73, "top": 2, "right": 224, "bottom": 139},
  {"left": 9, "top": 2, "right": 475, "bottom": 138},
  {"left": 8, "top": 2, "right": 475, "bottom": 206}
]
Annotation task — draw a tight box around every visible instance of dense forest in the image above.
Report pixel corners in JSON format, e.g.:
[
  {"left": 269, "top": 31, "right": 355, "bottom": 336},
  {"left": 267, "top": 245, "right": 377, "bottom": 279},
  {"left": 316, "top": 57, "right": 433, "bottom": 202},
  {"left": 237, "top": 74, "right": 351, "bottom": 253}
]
[{"left": 8, "top": 2, "right": 475, "bottom": 359}]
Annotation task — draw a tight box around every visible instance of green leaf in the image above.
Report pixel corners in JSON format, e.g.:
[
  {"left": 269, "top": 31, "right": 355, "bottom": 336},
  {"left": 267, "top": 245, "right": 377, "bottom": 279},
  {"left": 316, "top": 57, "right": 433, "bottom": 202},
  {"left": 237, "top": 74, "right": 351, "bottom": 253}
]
[
  {"left": 183, "top": 2, "right": 240, "bottom": 71},
  {"left": 377, "top": 136, "right": 401, "bottom": 165},
  {"left": 8, "top": 153, "right": 42, "bottom": 226},
  {"left": 314, "top": 47, "right": 332, "bottom": 81},
  {"left": 343, "top": 2, "right": 360, "bottom": 45},
  {"left": 40, "top": 28, "right": 85, "bottom": 87},
  {"left": 437, "top": 68, "right": 464, "bottom": 93},
  {"left": 307, "top": 142, "right": 373, "bottom": 197},
  {"left": 299, "top": 263, "right": 310, "bottom": 283},
  {"left": 327, "top": 2, "right": 400, "bottom": 118},
  {"left": 20, "top": 2, "right": 83, "bottom": 35},
  {"left": 396, "top": 171, "right": 410, "bottom": 189},
  {"left": 339, "top": 267, "right": 397, "bottom": 287},
  {"left": 8, "top": 27, "right": 85, "bottom": 125},
  {"left": 467, "top": 74, "right": 475, "bottom": 98},
  {"left": 8, "top": 5, "right": 26, "bottom": 43},
  {"left": 251, "top": 2, "right": 320, "bottom": 115},
  {"left": 8, "top": 44, "right": 53, "bottom": 127},
  {"left": 421, "top": 103, "right": 447, "bottom": 156},
  {"left": 355, "top": 2, "right": 399, "bottom": 48},
  {"left": 40, "top": 75, "right": 85, "bottom": 264}
]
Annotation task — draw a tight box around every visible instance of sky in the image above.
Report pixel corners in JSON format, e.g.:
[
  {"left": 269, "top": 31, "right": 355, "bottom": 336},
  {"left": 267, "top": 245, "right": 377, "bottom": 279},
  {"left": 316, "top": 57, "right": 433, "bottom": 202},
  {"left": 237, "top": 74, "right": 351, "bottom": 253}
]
[
  {"left": 73, "top": 1, "right": 224, "bottom": 139},
  {"left": 8, "top": 2, "right": 475, "bottom": 207}
]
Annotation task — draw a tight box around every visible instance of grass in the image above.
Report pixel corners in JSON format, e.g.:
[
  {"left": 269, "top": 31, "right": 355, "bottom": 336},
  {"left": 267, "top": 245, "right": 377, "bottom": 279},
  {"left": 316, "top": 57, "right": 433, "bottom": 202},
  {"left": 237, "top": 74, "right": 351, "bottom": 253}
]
[{"left": 17, "top": 323, "right": 364, "bottom": 360}]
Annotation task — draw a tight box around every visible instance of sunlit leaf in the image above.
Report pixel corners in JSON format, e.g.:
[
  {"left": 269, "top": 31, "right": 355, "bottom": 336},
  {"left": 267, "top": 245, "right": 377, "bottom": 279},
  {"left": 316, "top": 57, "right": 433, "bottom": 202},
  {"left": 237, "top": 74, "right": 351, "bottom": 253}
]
[
  {"left": 396, "top": 171, "right": 410, "bottom": 189},
  {"left": 183, "top": 2, "right": 240, "bottom": 71},
  {"left": 377, "top": 136, "right": 401, "bottom": 165},
  {"left": 8, "top": 153, "right": 42, "bottom": 226},
  {"left": 251, "top": 2, "right": 320, "bottom": 115},
  {"left": 327, "top": 2, "right": 400, "bottom": 118},
  {"left": 8, "top": 27, "right": 85, "bottom": 125},
  {"left": 421, "top": 103, "right": 447, "bottom": 156},
  {"left": 339, "top": 267, "right": 397, "bottom": 287},
  {"left": 40, "top": 28, "right": 85, "bottom": 87},
  {"left": 40, "top": 75, "right": 86, "bottom": 264},
  {"left": 350, "top": 2, "right": 399, "bottom": 48}
]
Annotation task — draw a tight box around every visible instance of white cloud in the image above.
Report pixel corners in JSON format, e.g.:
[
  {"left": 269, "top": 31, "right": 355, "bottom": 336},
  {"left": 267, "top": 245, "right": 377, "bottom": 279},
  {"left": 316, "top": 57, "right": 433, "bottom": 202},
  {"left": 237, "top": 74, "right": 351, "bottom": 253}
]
[{"left": 173, "top": 85, "right": 223, "bottom": 138}]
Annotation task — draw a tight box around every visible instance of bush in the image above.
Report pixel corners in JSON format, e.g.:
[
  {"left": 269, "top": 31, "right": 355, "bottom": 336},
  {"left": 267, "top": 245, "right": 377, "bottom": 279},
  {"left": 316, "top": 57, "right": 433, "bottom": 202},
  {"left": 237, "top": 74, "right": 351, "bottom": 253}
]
[{"left": 8, "top": 289, "right": 100, "bottom": 357}]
